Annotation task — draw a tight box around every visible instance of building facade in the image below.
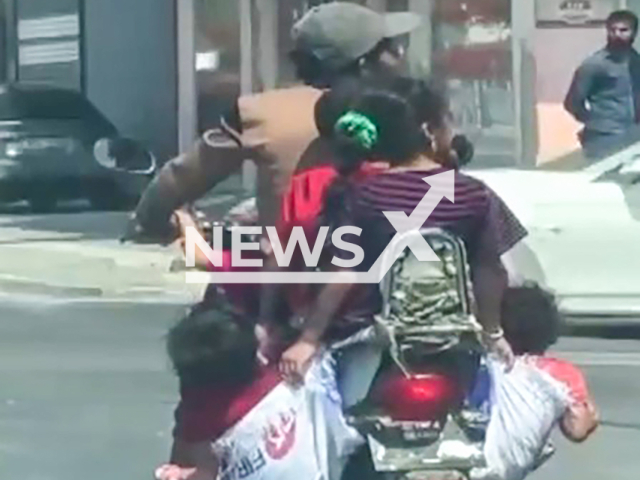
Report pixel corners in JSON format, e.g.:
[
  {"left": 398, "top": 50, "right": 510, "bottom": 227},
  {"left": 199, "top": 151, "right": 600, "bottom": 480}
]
[
  {"left": 1, "top": 0, "right": 178, "bottom": 162},
  {"left": 1, "top": 0, "right": 640, "bottom": 175},
  {"left": 178, "top": 0, "right": 640, "bottom": 170},
  {"left": 179, "top": 0, "right": 524, "bottom": 169}
]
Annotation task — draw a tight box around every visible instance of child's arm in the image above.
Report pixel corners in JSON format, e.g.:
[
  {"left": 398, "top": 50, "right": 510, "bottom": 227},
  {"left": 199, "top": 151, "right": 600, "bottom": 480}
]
[
  {"left": 560, "top": 397, "right": 599, "bottom": 443},
  {"left": 279, "top": 269, "right": 356, "bottom": 384},
  {"left": 535, "top": 357, "right": 599, "bottom": 443},
  {"left": 556, "top": 361, "right": 599, "bottom": 442}
]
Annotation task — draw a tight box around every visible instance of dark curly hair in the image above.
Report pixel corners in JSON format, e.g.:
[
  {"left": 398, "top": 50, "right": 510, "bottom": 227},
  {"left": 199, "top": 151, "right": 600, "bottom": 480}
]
[
  {"left": 166, "top": 303, "right": 258, "bottom": 388},
  {"left": 501, "top": 282, "right": 563, "bottom": 356}
]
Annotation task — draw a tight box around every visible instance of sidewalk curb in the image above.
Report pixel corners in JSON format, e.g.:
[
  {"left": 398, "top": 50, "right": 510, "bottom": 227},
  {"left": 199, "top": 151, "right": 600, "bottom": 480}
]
[
  {"left": 564, "top": 315, "right": 640, "bottom": 330},
  {"left": 0, "top": 272, "right": 207, "bottom": 301},
  {"left": 0, "top": 239, "right": 206, "bottom": 300},
  {"left": 0, "top": 275, "right": 105, "bottom": 298}
]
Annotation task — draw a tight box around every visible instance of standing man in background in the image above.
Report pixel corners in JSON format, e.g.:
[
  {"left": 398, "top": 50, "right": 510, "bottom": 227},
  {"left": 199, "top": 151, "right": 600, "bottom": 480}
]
[{"left": 564, "top": 10, "right": 640, "bottom": 160}]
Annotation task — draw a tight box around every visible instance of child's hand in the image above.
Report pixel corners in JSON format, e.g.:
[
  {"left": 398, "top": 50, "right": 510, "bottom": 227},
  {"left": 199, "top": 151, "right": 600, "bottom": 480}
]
[
  {"left": 155, "top": 464, "right": 214, "bottom": 480},
  {"left": 561, "top": 399, "right": 599, "bottom": 442},
  {"left": 279, "top": 338, "right": 320, "bottom": 386}
]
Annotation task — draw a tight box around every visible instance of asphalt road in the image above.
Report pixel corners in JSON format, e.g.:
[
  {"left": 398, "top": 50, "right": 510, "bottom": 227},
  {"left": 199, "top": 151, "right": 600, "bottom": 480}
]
[
  {"left": 532, "top": 335, "right": 640, "bottom": 480},
  {"left": 0, "top": 294, "right": 637, "bottom": 480},
  {"left": 0, "top": 296, "right": 187, "bottom": 480}
]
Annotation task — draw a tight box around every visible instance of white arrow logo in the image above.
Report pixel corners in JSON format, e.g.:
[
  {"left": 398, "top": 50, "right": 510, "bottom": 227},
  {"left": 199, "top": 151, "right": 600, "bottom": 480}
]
[
  {"left": 368, "top": 170, "right": 455, "bottom": 281},
  {"left": 382, "top": 171, "right": 455, "bottom": 260}
]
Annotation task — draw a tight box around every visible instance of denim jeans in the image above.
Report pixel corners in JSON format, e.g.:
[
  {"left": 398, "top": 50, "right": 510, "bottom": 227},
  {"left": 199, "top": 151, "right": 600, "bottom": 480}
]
[{"left": 329, "top": 327, "right": 384, "bottom": 409}]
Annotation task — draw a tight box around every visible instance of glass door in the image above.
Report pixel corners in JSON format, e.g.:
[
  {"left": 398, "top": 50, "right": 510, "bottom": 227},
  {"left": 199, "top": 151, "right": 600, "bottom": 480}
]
[
  {"left": 193, "top": 0, "right": 241, "bottom": 134},
  {"left": 431, "top": 0, "right": 516, "bottom": 168}
]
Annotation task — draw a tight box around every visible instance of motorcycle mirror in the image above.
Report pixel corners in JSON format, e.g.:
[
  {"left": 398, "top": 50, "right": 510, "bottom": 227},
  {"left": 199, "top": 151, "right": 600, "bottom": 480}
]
[{"left": 94, "top": 138, "right": 156, "bottom": 175}]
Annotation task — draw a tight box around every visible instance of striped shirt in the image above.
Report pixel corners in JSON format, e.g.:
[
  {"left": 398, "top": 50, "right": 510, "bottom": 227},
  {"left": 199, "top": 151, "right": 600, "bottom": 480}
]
[{"left": 329, "top": 166, "right": 527, "bottom": 334}]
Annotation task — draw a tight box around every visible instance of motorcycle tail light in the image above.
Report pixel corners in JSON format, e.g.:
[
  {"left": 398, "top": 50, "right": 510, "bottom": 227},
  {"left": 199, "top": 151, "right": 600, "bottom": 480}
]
[{"left": 370, "top": 370, "right": 463, "bottom": 422}]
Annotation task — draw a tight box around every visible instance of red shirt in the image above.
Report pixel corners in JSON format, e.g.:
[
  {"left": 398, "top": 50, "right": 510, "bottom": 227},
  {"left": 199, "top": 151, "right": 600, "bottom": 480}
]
[
  {"left": 278, "top": 162, "right": 386, "bottom": 238},
  {"left": 174, "top": 366, "right": 281, "bottom": 442},
  {"left": 529, "top": 356, "right": 590, "bottom": 405}
]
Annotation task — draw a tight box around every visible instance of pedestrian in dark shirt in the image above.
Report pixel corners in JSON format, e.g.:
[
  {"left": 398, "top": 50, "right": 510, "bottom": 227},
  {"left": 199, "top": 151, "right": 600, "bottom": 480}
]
[{"left": 564, "top": 10, "right": 640, "bottom": 159}]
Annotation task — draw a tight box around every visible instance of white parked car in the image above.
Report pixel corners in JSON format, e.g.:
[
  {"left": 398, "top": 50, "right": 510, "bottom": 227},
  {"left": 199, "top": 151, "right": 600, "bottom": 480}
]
[{"left": 468, "top": 141, "right": 640, "bottom": 317}]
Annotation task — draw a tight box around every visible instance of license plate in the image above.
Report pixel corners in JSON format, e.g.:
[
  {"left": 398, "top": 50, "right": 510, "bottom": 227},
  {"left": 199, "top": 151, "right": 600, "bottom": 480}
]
[{"left": 366, "top": 426, "right": 485, "bottom": 473}]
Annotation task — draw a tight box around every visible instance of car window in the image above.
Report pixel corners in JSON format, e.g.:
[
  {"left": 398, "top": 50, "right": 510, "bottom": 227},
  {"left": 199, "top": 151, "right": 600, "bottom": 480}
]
[{"left": 0, "top": 86, "right": 117, "bottom": 132}]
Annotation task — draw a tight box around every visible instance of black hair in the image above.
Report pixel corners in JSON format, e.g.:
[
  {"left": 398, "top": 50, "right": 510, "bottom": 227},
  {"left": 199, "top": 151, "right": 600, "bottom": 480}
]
[
  {"left": 501, "top": 282, "right": 563, "bottom": 356},
  {"left": 166, "top": 303, "right": 258, "bottom": 388},
  {"left": 317, "top": 76, "right": 450, "bottom": 233},
  {"left": 387, "top": 75, "right": 450, "bottom": 129},
  {"left": 315, "top": 75, "right": 449, "bottom": 143},
  {"left": 334, "top": 88, "right": 427, "bottom": 168},
  {"left": 289, "top": 49, "right": 331, "bottom": 88},
  {"left": 317, "top": 76, "right": 449, "bottom": 157},
  {"left": 607, "top": 10, "right": 639, "bottom": 33},
  {"left": 314, "top": 76, "right": 363, "bottom": 138}
]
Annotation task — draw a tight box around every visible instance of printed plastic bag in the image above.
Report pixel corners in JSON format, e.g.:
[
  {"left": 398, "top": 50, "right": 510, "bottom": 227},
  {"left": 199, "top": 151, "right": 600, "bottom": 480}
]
[
  {"left": 212, "top": 352, "right": 362, "bottom": 480},
  {"left": 470, "top": 357, "right": 570, "bottom": 480}
]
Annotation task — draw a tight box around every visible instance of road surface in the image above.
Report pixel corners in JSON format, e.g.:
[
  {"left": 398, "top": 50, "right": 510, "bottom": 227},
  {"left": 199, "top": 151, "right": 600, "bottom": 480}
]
[{"left": 0, "top": 294, "right": 636, "bottom": 480}]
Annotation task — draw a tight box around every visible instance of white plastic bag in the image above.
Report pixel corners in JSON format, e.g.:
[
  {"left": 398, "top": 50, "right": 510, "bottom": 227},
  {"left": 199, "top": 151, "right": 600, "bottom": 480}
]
[
  {"left": 470, "top": 357, "right": 570, "bottom": 480},
  {"left": 211, "top": 352, "right": 363, "bottom": 480}
]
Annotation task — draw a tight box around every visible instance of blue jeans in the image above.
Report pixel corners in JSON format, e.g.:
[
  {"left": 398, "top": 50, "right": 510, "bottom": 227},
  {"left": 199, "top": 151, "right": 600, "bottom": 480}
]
[
  {"left": 335, "top": 342, "right": 383, "bottom": 409},
  {"left": 329, "top": 328, "right": 384, "bottom": 409}
]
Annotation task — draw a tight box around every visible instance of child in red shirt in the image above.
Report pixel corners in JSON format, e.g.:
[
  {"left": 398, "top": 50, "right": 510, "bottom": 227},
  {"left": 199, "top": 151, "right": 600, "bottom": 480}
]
[
  {"left": 469, "top": 283, "right": 599, "bottom": 480},
  {"left": 500, "top": 283, "right": 599, "bottom": 442}
]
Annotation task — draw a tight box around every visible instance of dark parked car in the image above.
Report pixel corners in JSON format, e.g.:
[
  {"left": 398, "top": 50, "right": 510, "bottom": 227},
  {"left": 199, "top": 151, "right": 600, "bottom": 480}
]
[{"left": 0, "top": 83, "right": 154, "bottom": 212}]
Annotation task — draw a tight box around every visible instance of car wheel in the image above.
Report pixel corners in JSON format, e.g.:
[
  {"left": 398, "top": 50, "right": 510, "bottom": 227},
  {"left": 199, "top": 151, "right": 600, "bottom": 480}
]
[{"left": 28, "top": 195, "right": 57, "bottom": 213}]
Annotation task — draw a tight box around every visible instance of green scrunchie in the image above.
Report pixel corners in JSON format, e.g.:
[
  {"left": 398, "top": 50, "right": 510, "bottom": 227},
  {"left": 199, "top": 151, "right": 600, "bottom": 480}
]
[{"left": 335, "top": 111, "right": 379, "bottom": 150}]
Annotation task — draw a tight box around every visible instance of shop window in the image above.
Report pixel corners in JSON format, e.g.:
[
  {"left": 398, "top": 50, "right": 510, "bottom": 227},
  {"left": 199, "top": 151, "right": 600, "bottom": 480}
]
[
  {"left": 15, "top": 0, "right": 83, "bottom": 91},
  {"left": 432, "top": 0, "right": 515, "bottom": 168},
  {"left": 0, "top": 1, "right": 6, "bottom": 82},
  {"left": 625, "top": 0, "right": 640, "bottom": 49},
  {"left": 215, "top": 0, "right": 517, "bottom": 168},
  {"left": 194, "top": 0, "right": 241, "bottom": 133}
]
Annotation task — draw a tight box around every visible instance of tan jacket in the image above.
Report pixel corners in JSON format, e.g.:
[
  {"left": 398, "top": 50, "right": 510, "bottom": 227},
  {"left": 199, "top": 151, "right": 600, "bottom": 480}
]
[{"left": 133, "top": 86, "right": 328, "bottom": 235}]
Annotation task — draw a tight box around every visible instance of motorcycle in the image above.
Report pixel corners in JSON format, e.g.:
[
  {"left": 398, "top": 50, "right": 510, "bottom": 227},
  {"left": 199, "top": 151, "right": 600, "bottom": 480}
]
[
  {"left": 100, "top": 141, "right": 543, "bottom": 480},
  {"left": 188, "top": 212, "right": 492, "bottom": 480}
]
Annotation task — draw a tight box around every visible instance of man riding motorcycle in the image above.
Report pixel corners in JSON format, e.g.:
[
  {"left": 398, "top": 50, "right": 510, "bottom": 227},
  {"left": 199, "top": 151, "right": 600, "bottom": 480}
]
[{"left": 124, "top": 2, "right": 422, "bottom": 243}]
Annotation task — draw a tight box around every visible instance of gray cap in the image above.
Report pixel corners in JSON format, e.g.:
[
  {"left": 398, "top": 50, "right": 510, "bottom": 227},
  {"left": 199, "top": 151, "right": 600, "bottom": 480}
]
[{"left": 291, "top": 2, "right": 421, "bottom": 71}]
